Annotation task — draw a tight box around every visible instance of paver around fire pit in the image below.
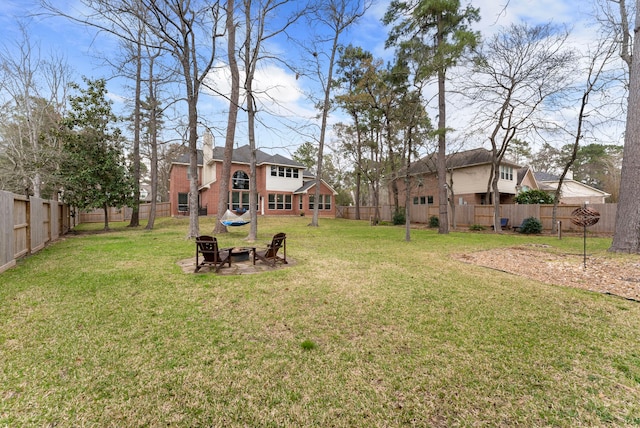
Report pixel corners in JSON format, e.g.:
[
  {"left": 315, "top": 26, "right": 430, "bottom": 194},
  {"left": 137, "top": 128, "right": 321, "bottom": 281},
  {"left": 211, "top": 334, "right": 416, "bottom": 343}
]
[{"left": 177, "top": 256, "right": 295, "bottom": 275}]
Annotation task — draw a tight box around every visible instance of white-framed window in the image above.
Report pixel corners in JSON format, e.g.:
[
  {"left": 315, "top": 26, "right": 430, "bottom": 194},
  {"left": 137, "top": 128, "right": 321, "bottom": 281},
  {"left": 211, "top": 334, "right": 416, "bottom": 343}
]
[
  {"left": 268, "top": 194, "right": 292, "bottom": 210},
  {"left": 322, "top": 194, "right": 331, "bottom": 210},
  {"left": 309, "top": 194, "right": 332, "bottom": 210},
  {"left": 270, "top": 166, "right": 300, "bottom": 178},
  {"left": 500, "top": 166, "right": 513, "bottom": 181}
]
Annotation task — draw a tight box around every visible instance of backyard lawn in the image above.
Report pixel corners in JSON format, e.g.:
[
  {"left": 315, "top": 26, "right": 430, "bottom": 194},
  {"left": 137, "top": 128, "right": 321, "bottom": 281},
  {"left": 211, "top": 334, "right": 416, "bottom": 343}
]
[{"left": 1, "top": 216, "right": 639, "bottom": 426}]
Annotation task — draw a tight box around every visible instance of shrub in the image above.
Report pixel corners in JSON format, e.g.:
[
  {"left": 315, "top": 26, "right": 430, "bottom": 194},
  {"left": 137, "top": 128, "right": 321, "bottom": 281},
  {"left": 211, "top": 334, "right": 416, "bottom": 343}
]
[
  {"left": 393, "top": 209, "right": 406, "bottom": 225},
  {"left": 518, "top": 217, "right": 543, "bottom": 234},
  {"left": 429, "top": 215, "right": 439, "bottom": 228},
  {"left": 469, "top": 224, "right": 486, "bottom": 231},
  {"left": 515, "top": 189, "right": 555, "bottom": 204}
]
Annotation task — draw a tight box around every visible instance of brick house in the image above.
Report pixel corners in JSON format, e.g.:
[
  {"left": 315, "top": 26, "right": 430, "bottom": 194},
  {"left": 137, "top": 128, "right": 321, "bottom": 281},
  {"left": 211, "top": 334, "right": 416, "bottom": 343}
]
[
  {"left": 394, "top": 148, "right": 521, "bottom": 208},
  {"left": 394, "top": 147, "right": 611, "bottom": 209},
  {"left": 169, "top": 142, "right": 337, "bottom": 218}
]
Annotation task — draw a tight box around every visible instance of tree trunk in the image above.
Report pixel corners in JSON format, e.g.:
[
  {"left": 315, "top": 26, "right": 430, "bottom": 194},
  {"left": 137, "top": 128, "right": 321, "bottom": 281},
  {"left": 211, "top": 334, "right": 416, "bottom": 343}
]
[
  {"left": 214, "top": 0, "right": 238, "bottom": 235},
  {"left": 128, "top": 40, "right": 142, "bottom": 228},
  {"left": 448, "top": 170, "right": 456, "bottom": 229},
  {"left": 404, "top": 129, "right": 413, "bottom": 242},
  {"left": 437, "top": 68, "right": 449, "bottom": 234},
  {"left": 491, "top": 164, "right": 501, "bottom": 232},
  {"left": 146, "top": 57, "right": 159, "bottom": 230},
  {"left": 355, "top": 117, "right": 362, "bottom": 220},
  {"left": 183, "top": 46, "right": 200, "bottom": 239},
  {"left": 388, "top": 117, "right": 399, "bottom": 212},
  {"left": 355, "top": 171, "right": 362, "bottom": 220},
  {"left": 248, "top": 90, "right": 258, "bottom": 242},
  {"left": 311, "top": 6, "right": 342, "bottom": 228},
  {"left": 103, "top": 202, "right": 110, "bottom": 231},
  {"left": 610, "top": 1, "right": 640, "bottom": 252},
  {"left": 187, "top": 94, "right": 200, "bottom": 238}
]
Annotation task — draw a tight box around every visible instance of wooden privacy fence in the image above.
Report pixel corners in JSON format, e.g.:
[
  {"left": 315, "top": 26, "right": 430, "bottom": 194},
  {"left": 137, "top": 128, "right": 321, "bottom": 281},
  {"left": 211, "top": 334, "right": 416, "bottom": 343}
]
[
  {"left": 337, "top": 203, "right": 618, "bottom": 234},
  {"left": 1, "top": 190, "right": 77, "bottom": 274},
  {"left": 78, "top": 202, "right": 171, "bottom": 223},
  {"left": 1, "top": 192, "right": 171, "bottom": 273}
]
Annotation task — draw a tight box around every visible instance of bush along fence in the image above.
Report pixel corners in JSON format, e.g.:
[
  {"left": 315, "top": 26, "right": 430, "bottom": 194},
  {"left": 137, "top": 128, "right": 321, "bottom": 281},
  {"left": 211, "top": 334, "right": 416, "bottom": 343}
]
[
  {"left": 0, "top": 190, "right": 78, "bottom": 274},
  {"left": 336, "top": 203, "right": 618, "bottom": 234}
]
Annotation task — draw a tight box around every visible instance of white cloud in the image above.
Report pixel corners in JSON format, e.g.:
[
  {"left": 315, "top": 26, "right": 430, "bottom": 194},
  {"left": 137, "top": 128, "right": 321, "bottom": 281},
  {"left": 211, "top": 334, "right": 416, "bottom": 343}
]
[{"left": 204, "top": 60, "right": 318, "bottom": 120}]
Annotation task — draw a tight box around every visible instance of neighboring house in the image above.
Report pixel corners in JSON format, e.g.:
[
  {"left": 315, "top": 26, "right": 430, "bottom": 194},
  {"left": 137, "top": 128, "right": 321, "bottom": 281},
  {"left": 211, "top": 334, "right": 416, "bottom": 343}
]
[
  {"left": 169, "top": 142, "right": 337, "bottom": 218},
  {"left": 532, "top": 171, "right": 610, "bottom": 204},
  {"left": 138, "top": 183, "right": 154, "bottom": 202},
  {"left": 516, "top": 166, "right": 538, "bottom": 193},
  {"left": 394, "top": 148, "right": 521, "bottom": 208}
]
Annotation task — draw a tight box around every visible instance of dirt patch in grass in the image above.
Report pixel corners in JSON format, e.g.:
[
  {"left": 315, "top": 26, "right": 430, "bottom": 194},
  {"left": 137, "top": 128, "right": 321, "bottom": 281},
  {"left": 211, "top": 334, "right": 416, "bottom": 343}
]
[{"left": 454, "top": 245, "right": 640, "bottom": 301}]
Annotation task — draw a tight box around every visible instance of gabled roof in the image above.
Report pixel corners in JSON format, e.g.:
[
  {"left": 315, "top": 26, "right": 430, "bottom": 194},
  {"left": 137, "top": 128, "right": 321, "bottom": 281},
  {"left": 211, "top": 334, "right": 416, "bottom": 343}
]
[
  {"left": 172, "top": 144, "right": 305, "bottom": 168},
  {"left": 533, "top": 171, "right": 610, "bottom": 197},
  {"left": 294, "top": 180, "right": 316, "bottom": 193},
  {"left": 172, "top": 150, "right": 204, "bottom": 166},
  {"left": 517, "top": 166, "right": 531, "bottom": 185},
  {"left": 405, "top": 148, "right": 520, "bottom": 176},
  {"left": 533, "top": 171, "right": 559, "bottom": 182},
  {"left": 294, "top": 178, "right": 338, "bottom": 195}
]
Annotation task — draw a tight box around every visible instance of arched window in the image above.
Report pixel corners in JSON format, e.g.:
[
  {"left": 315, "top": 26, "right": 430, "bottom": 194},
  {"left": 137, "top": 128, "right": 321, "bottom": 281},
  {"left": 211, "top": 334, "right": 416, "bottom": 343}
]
[
  {"left": 232, "top": 171, "right": 249, "bottom": 190},
  {"left": 230, "top": 171, "right": 251, "bottom": 211}
]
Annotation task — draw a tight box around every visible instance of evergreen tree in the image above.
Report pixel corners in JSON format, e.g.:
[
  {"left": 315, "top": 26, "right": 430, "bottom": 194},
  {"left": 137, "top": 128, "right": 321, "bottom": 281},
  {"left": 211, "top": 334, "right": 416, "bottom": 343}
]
[
  {"left": 384, "top": 0, "right": 480, "bottom": 234},
  {"left": 58, "top": 78, "right": 134, "bottom": 231}
]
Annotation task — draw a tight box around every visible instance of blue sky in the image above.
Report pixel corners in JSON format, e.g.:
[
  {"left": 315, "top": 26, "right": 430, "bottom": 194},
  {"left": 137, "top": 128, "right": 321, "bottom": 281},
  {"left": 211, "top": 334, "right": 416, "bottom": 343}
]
[{"left": 1, "top": 0, "right": 622, "bottom": 157}]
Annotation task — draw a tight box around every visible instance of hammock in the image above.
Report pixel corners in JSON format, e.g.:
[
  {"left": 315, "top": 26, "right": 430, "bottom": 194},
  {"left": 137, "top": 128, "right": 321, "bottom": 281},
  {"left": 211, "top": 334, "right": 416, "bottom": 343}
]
[{"left": 220, "top": 209, "right": 251, "bottom": 226}]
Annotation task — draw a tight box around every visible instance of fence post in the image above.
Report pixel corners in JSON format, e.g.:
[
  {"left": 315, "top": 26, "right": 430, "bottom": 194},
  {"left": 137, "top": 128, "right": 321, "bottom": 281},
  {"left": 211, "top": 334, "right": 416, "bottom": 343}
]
[{"left": 26, "top": 197, "right": 32, "bottom": 254}]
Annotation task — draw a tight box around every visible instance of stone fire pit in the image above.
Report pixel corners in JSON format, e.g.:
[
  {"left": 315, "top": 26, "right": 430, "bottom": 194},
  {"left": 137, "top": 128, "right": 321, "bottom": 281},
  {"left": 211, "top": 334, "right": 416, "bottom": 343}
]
[{"left": 230, "top": 247, "right": 252, "bottom": 263}]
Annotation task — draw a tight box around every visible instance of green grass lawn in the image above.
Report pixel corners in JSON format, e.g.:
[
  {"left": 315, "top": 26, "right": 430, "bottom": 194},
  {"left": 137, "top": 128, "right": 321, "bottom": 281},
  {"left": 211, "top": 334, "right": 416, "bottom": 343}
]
[{"left": 1, "top": 216, "right": 639, "bottom": 426}]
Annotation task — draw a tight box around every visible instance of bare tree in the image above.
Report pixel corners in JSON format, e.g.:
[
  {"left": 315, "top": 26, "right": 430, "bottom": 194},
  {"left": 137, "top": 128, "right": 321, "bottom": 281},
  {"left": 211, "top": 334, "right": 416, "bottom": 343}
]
[
  {"left": 141, "top": 1, "right": 224, "bottom": 238},
  {"left": 125, "top": 10, "right": 145, "bottom": 228},
  {"left": 306, "top": 0, "right": 370, "bottom": 227},
  {"left": 40, "top": 0, "right": 225, "bottom": 238},
  {"left": 0, "top": 24, "right": 71, "bottom": 198},
  {"left": 551, "top": 37, "right": 618, "bottom": 232},
  {"left": 238, "top": 0, "right": 306, "bottom": 239},
  {"left": 461, "top": 23, "right": 574, "bottom": 232},
  {"left": 596, "top": 0, "right": 633, "bottom": 68},
  {"left": 142, "top": 47, "right": 165, "bottom": 230},
  {"left": 212, "top": 0, "right": 239, "bottom": 235}
]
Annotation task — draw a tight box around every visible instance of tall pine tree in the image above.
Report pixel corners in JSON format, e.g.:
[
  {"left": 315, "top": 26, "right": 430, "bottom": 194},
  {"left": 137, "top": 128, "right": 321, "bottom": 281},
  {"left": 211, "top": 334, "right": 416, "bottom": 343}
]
[{"left": 384, "top": 0, "right": 479, "bottom": 234}]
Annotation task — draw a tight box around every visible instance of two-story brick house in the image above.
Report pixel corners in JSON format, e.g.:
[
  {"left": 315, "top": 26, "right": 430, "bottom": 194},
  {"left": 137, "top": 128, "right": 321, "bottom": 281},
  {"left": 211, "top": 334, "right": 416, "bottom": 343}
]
[
  {"left": 394, "top": 148, "right": 521, "bottom": 208},
  {"left": 169, "top": 142, "right": 337, "bottom": 218}
]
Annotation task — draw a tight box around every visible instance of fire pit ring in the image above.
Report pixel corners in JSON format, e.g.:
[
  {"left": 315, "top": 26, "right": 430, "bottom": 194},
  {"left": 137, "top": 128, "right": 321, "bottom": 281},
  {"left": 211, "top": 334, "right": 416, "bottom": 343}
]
[{"left": 231, "top": 247, "right": 252, "bottom": 263}]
